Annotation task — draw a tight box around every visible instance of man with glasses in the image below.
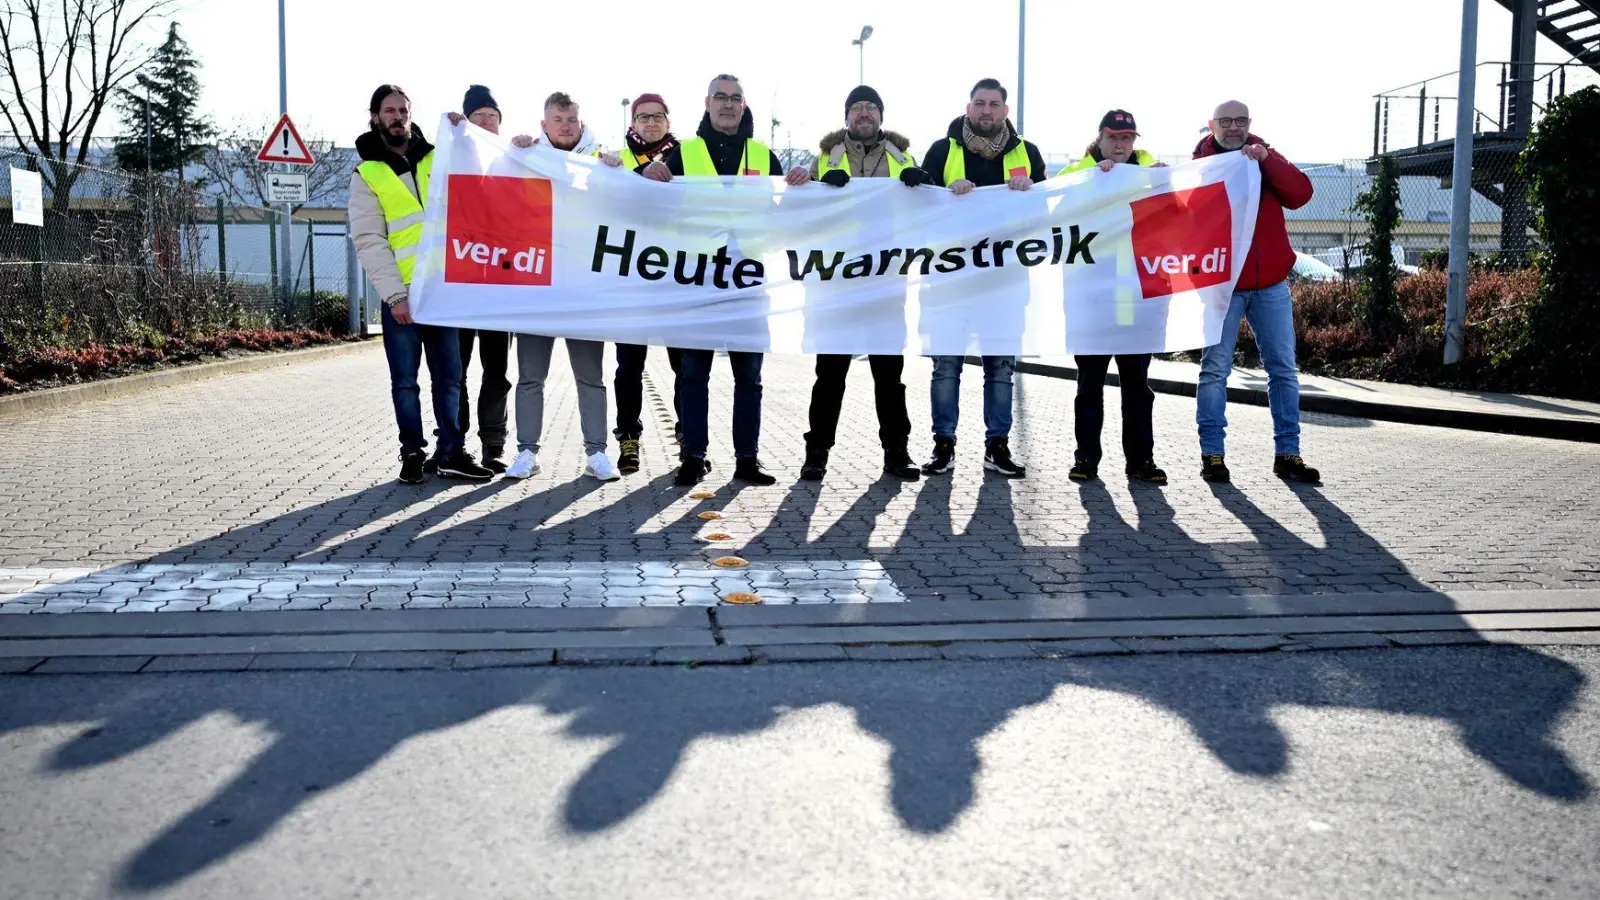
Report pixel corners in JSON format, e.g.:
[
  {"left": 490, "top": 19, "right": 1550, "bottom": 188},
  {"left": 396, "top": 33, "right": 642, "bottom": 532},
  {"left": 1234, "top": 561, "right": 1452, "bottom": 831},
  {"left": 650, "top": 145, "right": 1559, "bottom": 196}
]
[
  {"left": 1193, "top": 100, "right": 1320, "bottom": 485},
  {"left": 612, "top": 93, "right": 684, "bottom": 475},
  {"left": 642, "top": 75, "right": 785, "bottom": 487},
  {"left": 784, "top": 84, "right": 929, "bottom": 483}
]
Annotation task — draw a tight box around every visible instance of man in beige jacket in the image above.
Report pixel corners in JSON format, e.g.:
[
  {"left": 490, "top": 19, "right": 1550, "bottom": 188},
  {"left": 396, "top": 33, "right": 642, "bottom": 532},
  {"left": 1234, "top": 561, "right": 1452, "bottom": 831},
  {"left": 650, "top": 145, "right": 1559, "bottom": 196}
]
[{"left": 349, "top": 83, "right": 491, "bottom": 484}]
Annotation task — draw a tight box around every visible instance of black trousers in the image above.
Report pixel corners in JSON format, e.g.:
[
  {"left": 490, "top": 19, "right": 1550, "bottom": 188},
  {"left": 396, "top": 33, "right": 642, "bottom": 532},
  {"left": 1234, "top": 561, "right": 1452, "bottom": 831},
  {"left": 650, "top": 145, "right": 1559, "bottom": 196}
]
[
  {"left": 1074, "top": 354, "right": 1154, "bottom": 465},
  {"left": 805, "top": 354, "right": 912, "bottom": 453},
  {"left": 613, "top": 343, "right": 684, "bottom": 438},
  {"left": 457, "top": 328, "right": 512, "bottom": 454}
]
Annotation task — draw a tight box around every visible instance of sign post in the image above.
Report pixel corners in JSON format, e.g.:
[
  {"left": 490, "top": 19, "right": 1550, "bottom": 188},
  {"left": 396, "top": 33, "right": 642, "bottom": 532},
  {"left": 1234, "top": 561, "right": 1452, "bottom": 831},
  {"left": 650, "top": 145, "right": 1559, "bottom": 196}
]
[{"left": 256, "top": 110, "right": 316, "bottom": 317}]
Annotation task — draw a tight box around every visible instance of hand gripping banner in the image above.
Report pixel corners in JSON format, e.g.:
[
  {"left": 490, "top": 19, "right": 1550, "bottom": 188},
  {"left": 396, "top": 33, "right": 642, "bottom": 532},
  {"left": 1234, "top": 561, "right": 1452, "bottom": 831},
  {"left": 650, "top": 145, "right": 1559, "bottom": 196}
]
[{"left": 410, "top": 117, "right": 1260, "bottom": 356}]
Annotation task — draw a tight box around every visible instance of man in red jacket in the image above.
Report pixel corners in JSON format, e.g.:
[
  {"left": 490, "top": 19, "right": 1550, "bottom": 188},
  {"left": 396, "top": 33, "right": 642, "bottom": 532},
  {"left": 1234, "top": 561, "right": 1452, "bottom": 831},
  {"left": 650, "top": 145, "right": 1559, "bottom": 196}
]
[{"left": 1193, "top": 100, "right": 1321, "bottom": 485}]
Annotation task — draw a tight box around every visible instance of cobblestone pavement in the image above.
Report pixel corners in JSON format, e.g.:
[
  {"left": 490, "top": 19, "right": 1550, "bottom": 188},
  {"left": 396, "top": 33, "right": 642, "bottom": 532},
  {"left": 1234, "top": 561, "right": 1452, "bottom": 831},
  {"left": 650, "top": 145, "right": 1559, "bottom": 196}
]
[{"left": 2, "top": 344, "right": 1598, "bottom": 612}]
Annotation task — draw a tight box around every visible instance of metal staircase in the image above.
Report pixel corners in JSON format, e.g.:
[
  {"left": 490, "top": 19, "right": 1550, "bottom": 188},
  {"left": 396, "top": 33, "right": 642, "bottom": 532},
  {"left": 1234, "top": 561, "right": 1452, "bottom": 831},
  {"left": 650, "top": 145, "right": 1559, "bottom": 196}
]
[{"left": 1496, "top": 0, "right": 1600, "bottom": 73}]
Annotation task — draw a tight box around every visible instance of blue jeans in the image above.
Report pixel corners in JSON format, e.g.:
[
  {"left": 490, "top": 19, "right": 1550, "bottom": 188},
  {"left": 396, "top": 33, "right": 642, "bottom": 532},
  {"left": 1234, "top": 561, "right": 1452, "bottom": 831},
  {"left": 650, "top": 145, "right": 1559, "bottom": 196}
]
[
  {"left": 382, "top": 303, "right": 464, "bottom": 457},
  {"left": 679, "top": 349, "right": 763, "bottom": 459},
  {"left": 930, "top": 355, "right": 1014, "bottom": 441},
  {"left": 1196, "top": 279, "right": 1301, "bottom": 456}
]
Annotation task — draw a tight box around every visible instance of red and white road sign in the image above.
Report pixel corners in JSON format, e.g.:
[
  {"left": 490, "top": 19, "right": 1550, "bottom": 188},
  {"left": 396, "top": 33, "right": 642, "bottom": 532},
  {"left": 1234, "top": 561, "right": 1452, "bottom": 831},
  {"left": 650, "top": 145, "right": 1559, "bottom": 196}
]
[{"left": 257, "top": 113, "right": 315, "bottom": 165}]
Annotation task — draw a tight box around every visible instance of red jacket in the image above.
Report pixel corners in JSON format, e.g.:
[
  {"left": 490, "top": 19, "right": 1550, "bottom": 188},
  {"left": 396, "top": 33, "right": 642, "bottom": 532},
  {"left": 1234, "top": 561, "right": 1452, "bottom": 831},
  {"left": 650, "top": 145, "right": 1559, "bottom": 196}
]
[{"left": 1193, "top": 133, "right": 1313, "bottom": 290}]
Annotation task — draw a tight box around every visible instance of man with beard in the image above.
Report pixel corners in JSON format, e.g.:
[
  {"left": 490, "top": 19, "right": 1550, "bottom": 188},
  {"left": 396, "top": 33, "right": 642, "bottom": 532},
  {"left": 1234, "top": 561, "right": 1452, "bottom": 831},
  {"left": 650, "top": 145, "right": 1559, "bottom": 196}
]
[
  {"left": 503, "top": 92, "right": 624, "bottom": 483},
  {"left": 783, "top": 85, "right": 929, "bottom": 483},
  {"left": 1192, "top": 100, "right": 1320, "bottom": 485},
  {"left": 612, "top": 93, "right": 684, "bottom": 475},
  {"left": 917, "top": 77, "right": 1045, "bottom": 480},
  {"left": 642, "top": 74, "right": 784, "bottom": 488},
  {"left": 349, "top": 84, "right": 491, "bottom": 485}
]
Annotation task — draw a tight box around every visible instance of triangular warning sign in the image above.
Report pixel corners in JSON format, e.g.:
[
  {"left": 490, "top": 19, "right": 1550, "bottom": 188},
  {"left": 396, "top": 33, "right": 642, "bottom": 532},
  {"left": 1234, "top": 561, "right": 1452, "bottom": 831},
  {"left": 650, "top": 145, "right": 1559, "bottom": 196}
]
[{"left": 257, "top": 113, "right": 315, "bottom": 165}]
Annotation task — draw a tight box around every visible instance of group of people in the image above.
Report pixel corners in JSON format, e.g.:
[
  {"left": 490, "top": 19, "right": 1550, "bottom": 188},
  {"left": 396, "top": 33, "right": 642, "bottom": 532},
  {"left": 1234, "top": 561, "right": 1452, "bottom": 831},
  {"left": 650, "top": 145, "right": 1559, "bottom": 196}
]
[{"left": 348, "top": 75, "right": 1322, "bottom": 492}]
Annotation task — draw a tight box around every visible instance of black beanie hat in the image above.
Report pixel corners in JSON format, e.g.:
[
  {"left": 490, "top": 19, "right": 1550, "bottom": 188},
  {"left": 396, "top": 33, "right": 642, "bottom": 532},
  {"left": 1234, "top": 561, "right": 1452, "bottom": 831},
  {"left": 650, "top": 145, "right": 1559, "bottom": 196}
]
[
  {"left": 844, "top": 85, "right": 883, "bottom": 117},
  {"left": 463, "top": 84, "right": 499, "bottom": 116}
]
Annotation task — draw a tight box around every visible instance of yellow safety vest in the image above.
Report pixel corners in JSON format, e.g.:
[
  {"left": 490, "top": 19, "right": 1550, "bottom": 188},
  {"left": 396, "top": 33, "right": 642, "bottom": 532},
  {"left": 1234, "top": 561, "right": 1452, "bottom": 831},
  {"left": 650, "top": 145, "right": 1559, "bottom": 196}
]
[
  {"left": 356, "top": 152, "right": 434, "bottom": 286},
  {"left": 816, "top": 140, "right": 915, "bottom": 178},
  {"left": 618, "top": 147, "right": 642, "bottom": 169},
  {"left": 678, "top": 137, "right": 773, "bottom": 176},
  {"left": 1058, "top": 148, "right": 1157, "bottom": 176},
  {"left": 942, "top": 137, "right": 1032, "bottom": 186}
]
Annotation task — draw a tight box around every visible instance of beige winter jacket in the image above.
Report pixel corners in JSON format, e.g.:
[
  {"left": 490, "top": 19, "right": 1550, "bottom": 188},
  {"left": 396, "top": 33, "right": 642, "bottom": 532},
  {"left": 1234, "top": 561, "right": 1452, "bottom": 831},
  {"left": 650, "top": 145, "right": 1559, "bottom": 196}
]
[
  {"left": 808, "top": 129, "right": 913, "bottom": 179},
  {"left": 347, "top": 163, "right": 418, "bottom": 304}
]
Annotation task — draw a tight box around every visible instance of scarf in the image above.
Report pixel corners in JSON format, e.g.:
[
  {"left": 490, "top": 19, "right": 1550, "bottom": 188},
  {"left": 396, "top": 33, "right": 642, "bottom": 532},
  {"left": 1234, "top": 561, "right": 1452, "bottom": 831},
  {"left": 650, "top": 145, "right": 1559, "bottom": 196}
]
[
  {"left": 961, "top": 118, "right": 1010, "bottom": 161},
  {"left": 625, "top": 128, "right": 678, "bottom": 165}
]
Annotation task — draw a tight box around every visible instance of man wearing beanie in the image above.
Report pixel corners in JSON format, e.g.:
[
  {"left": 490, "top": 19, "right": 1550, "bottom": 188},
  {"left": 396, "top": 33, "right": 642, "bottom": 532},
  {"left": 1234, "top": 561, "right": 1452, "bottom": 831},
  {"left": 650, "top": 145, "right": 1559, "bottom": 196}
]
[
  {"left": 612, "top": 93, "right": 685, "bottom": 475},
  {"left": 349, "top": 84, "right": 491, "bottom": 484},
  {"left": 781, "top": 85, "right": 930, "bottom": 483}
]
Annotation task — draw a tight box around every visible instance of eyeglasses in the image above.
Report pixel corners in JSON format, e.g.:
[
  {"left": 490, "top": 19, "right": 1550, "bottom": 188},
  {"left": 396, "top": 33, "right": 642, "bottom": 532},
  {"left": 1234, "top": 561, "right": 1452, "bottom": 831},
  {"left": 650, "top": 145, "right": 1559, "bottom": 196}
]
[
  {"left": 1214, "top": 116, "right": 1251, "bottom": 128},
  {"left": 633, "top": 112, "right": 667, "bottom": 123},
  {"left": 711, "top": 92, "right": 745, "bottom": 105},
  {"left": 848, "top": 102, "right": 880, "bottom": 115}
]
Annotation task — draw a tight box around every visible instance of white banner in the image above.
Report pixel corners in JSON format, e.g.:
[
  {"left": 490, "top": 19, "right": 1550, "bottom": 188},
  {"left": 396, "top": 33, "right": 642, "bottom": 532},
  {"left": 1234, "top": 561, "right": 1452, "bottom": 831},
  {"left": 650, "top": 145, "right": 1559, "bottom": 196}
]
[{"left": 411, "top": 117, "right": 1259, "bottom": 356}]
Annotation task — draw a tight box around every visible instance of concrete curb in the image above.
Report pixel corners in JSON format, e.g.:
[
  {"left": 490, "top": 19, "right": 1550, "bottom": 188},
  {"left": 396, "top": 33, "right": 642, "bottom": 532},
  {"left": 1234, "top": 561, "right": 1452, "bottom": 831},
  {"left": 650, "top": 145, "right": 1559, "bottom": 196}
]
[
  {"left": 1003, "top": 357, "right": 1600, "bottom": 443},
  {"left": 0, "top": 338, "right": 381, "bottom": 419}
]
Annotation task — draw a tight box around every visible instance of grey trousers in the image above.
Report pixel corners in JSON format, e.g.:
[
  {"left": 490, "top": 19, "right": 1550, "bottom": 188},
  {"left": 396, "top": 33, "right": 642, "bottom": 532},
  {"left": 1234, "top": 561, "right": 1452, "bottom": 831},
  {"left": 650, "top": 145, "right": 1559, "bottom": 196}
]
[{"left": 514, "top": 334, "right": 608, "bottom": 455}]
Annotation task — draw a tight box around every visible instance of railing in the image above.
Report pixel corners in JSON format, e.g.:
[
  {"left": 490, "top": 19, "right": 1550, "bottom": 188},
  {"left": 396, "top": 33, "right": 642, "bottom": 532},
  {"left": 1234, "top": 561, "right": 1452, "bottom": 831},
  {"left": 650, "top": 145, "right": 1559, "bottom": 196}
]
[{"left": 1371, "top": 60, "right": 1600, "bottom": 156}]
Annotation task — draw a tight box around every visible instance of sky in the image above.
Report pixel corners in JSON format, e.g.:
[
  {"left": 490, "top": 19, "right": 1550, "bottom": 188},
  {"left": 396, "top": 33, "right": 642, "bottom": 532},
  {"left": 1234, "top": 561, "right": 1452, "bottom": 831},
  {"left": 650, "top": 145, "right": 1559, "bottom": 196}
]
[{"left": 164, "top": 0, "right": 1577, "bottom": 165}]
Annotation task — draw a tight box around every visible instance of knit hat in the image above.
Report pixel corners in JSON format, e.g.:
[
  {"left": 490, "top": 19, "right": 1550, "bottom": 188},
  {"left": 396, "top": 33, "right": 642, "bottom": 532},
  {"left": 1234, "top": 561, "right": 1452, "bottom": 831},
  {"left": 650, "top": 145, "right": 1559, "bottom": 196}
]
[
  {"left": 463, "top": 84, "right": 499, "bottom": 117},
  {"left": 845, "top": 85, "right": 883, "bottom": 116},
  {"left": 631, "top": 93, "right": 668, "bottom": 118}
]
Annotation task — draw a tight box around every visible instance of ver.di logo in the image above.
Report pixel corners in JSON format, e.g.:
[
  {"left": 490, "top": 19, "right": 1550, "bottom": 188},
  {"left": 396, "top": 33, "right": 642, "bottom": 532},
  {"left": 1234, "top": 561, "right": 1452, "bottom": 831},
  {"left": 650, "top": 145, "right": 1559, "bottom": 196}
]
[
  {"left": 1128, "top": 182, "right": 1234, "bottom": 299},
  {"left": 444, "top": 175, "right": 553, "bottom": 286}
]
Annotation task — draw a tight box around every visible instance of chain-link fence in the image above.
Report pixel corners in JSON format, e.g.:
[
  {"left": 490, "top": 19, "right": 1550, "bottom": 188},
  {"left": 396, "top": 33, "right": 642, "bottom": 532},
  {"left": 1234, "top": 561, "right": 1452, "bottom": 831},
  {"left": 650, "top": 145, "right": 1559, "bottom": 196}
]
[{"left": 0, "top": 147, "right": 353, "bottom": 362}]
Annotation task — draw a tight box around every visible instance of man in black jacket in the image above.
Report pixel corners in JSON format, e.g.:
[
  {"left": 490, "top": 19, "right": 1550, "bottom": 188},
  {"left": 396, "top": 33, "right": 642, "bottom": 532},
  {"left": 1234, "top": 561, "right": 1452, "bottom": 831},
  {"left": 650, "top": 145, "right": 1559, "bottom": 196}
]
[
  {"left": 918, "top": 78, "right": 1045, "bottom": 480},
  {"left": 641, "top": 75, "right": 783, "bottom": 487}
]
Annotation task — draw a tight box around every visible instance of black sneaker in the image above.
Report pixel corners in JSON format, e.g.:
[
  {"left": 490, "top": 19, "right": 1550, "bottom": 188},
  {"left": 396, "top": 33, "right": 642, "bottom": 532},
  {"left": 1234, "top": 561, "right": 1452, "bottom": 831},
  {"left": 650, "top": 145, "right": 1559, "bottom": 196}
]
[
  {"left": 422, "top": 449, "right": 444, "bottom": 474},
  {"left": 983, "top": 438, "right": 1026, "bottom": 478},
  {"left": 399, "top": 451, "right": 427, "bottom": 484},
  {"left": 1127, "top": 460, "right": 1168, "bottom": 485},
  {"left": 675, "top": 455, "right": 710, "bottom": 486},
  {"left": 437, "top": 450, "right": 493, "bottom": 481},
  {"left": 481, "top": 447, "right": 508, "bottom": 475},
  {"left": 617, "top": 438, "right": 642, "bottom": 475},
  {"left": 673, "top": 423, "right": 684, "bottom": 445},
  {"left": 1069, "top": 458, "right": 1098, "bottom": 482},
  {"left": 922, "top": 436, "right": 957, "bottom": 475},
  {"left": 1274, "top": 454, "right": 1322, "bottom": 484},
  {"left": 883, "top": 448, "right": 921, "bottom": 481},
  {"left": 800, "top": 447, "right": 828, "bottom": 481},
  {"left": 734, "top": 457, "right": 778, "bottom": 486},
  {"left": 1200, "top": 454, "right": 1231, "bottom": 483}
]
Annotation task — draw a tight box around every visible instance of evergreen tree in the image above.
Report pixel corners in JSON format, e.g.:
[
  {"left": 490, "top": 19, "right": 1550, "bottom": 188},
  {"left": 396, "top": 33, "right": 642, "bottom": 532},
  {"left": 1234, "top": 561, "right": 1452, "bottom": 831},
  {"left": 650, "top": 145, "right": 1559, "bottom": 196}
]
[{"left": 114, "top": 23, "right": 215, "bottom": 175}]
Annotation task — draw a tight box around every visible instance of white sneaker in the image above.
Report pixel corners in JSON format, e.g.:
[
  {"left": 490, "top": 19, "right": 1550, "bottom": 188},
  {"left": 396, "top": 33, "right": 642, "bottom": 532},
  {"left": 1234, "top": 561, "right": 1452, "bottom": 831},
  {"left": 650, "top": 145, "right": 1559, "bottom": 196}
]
[
  {"left": 505, "top": 449, "right": 540, "bottom": 479},
  {"left": 585, "top": 451, "right": 621, "bottom": 481}
]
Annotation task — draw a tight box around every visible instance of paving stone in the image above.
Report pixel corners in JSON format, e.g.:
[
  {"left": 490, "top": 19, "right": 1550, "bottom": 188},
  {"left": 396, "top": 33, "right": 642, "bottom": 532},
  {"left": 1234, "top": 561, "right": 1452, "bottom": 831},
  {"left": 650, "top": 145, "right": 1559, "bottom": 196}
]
[
  {"left": 1288, "top": 632, "right": 1395, "bottom": 650},
  {"left": 247, "top": 653, "right": 356, "bottom": 670},
  {"left": 938, "top": 641, "right": 1040, "bottom": 660},
  {"left": 557, "top": 647, "right": 656, "bottom": 666},
  {"left": 1030, "top": 639, "right": 1133, "bottom": 658},
  {"left": 351, "top": 652, "right": 457, "bottom": 670},
  {"left": 0, "top": 657, "right": 45, "bottom": 673},
  {"left": 33, "top": 656, "right": 153, "bottom": 674},
  {"left": 843, "top": 643, "right": 942, "bottom": 661},
  {"left": 754, "top": 644, "right": 850, "bottom": 663},
  {"left": 453, "top": 650, "right": 555, "bottom": 669},
  {"left": 652, "top": 645, "right": 753, "bottom": 665},
  {"left": 143, "top": 654, "right": 256, "bottom": 673}
]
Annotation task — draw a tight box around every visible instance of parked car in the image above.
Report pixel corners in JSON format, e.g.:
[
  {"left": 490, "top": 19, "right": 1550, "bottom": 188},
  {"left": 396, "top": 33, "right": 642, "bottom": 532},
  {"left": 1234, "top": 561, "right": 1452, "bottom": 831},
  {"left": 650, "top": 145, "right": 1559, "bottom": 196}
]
[
  {"left": 1313, "top": 244, "right": 1421, "bottom": 277},
  {"left": 1290, "top": 252, "right": 1343, "bottom": 283}
]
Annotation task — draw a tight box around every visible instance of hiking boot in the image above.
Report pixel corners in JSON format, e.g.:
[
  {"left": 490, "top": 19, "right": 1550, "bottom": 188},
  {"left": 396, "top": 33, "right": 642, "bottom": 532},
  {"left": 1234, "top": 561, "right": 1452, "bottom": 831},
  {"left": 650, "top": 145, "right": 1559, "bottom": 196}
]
[
  {"left": 922, "top": 436, "right": 957, "bottom": 475},
  {"left": 481, "top": 446, "right": 508, "bottom": 475},
  {"left": 675, "top": 455, "right": 710, "bottom": 486},
  {"left": 1274, "top": 454, "right": 1322, "bottom": 484},
  {"left": 617, "top": 437, "right": 642, "bottom": 475},
  {"left": 1069, "top": 457, "right": 1098, "bottom": 482},
  {"left": 1200, "top": 454, "right": 1231, "bottom": 483},
  {"left": 1127, "top": 460, "right": 1168, "bottom": 485},
  {"left": 983, "top": 438, "right": 1026, "bottom": 478},
  {"left": 437, "top": 449, "right": 493, "bottom": 482},
  {"left": 422, "top": 448, "right": 444, "bottom": 474},
  {"left": 883, "top": 448, "right": 921, "bottom": 481},
  {"left": 399, "top": 451, "right": 427, "bottom": 485},
  {"left": 734, "top": 457, "right": 778, "bottom": 486},
  {"left": 800, "top": 447, "right": 829, "bottom": 481}
]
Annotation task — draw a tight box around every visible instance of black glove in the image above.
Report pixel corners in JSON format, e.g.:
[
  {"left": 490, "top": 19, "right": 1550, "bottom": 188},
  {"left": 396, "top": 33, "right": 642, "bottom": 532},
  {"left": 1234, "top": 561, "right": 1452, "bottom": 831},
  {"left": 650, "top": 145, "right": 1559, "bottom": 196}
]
[
  {"left": 899, "top": 166, "right": 932, "bottom": 187},
  {"left": 819, "top": 169, "right": 851, "bottom": 188}
]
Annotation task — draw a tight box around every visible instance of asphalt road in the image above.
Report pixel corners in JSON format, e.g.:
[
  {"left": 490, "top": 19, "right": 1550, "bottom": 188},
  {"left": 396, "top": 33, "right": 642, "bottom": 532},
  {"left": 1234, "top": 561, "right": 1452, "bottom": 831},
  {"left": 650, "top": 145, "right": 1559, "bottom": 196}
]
[{"left": 3, "top": 646, "right": 1598, "bottom": 899}]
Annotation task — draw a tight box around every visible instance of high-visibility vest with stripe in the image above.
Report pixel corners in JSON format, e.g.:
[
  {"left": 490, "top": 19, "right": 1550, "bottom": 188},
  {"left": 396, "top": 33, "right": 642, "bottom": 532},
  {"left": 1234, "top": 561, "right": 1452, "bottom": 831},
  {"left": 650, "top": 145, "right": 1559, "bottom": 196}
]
[
  {"left": 678, "top": 137, "right": 772, "bottom": 176},
  {"left": 618, "top": 147, "right": 643, "bottom": 169},
  {"left": 1058, "top": 148, "right": 1157, "bottom": 176},
  {"left": 941, "top": 137, "right": 1032, "bottom": 186},
  {"left": 816, "top": 141, "right": 915, "bottom": 178},
  {"left": 356, "top": 152, "right": 434, "bottom": 286}
]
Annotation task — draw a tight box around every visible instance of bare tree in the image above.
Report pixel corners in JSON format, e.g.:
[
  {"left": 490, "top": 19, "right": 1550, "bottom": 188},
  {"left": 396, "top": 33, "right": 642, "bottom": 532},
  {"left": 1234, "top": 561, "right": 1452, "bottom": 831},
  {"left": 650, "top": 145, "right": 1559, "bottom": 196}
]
[
  {"left": 0, "top": 0, "right": 176, "bottom": 211},
  {"left": 196, "top": 119, "right": 350, "bottom": 213}
]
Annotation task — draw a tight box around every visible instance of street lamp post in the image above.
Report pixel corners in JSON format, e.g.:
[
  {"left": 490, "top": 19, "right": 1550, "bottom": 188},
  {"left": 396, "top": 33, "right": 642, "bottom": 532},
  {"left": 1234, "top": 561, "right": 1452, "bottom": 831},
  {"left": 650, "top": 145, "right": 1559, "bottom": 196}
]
[
  {"left": 1445, "top": 0, "right": 1479, "bottom": 365},
  {"left": 1017, "top": 0, "right": 1026, "bottom": 135},
  {"left": 621, "top": 97, "right": 630, "bottom": 143},
  {"left": 851, "top": 26, "right": 873, "bottom": 84},
  {"left": 277, "top": 0, "right": 292, "bottom": 316}
]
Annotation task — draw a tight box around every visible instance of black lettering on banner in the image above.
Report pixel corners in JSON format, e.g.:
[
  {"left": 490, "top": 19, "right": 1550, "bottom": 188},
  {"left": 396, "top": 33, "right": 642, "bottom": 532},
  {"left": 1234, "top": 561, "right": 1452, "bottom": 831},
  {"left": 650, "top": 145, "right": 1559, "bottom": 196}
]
[
  {"left": 935, "top": 247, "right": 966, "bottom": 273},
  {"left": 1051, "top": 226, "right": 1064, "bottom": 265},
  {"left": 1065, "top": 225, "right": 1098, "bottom": 264},
  {"left": 1016, "top": 238, "right": 1048, "bottom": 266},
  {"left": 787, "top": 249, "right": 847, "bottom": 281},
  {"left": 991, "top": 239, "right": 1014, "bottom": 267},
  {"left": 733, "top": 258, "right": 765, "bottom": 288},
  {"left": 900, "top": 248, "right": 934, "bottom": 276},
  {"left": 637, "top": 246, "right": 668, "bottom": 280},
  {"left": 842, "top": 253, "right": 873, "bottom": 279},
  {"left": 970, "top": 237, "right": 991, "bottom": 268},
  {"left": 673, "top": 250, "right": 708, "bottom": 286},
  {"left": 876, "top": 248, "right": 903, "bottom": 276},
  {"left": 592, "top": 225, "right": 635, "bottom": 276},
  {"left": 711, "top": 246, "right": 735, "bottom": 289}
]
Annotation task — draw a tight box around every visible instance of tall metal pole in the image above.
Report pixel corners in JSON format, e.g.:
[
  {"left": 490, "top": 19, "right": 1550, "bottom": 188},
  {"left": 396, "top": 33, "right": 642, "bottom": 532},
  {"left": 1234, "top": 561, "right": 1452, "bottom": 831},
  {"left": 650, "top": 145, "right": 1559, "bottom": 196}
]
[
  {"left": 858, "top": 43, "right": 864, "bottom": 84},
  {"left": 1444, "top": 0, "right": 1478, "bottom": 365},
  {"left": 277, "top": 0, "right": 293, "bottom": 317},
  {"left": 1016, "top": 0, "right": 1026, "bottom": 135}
]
